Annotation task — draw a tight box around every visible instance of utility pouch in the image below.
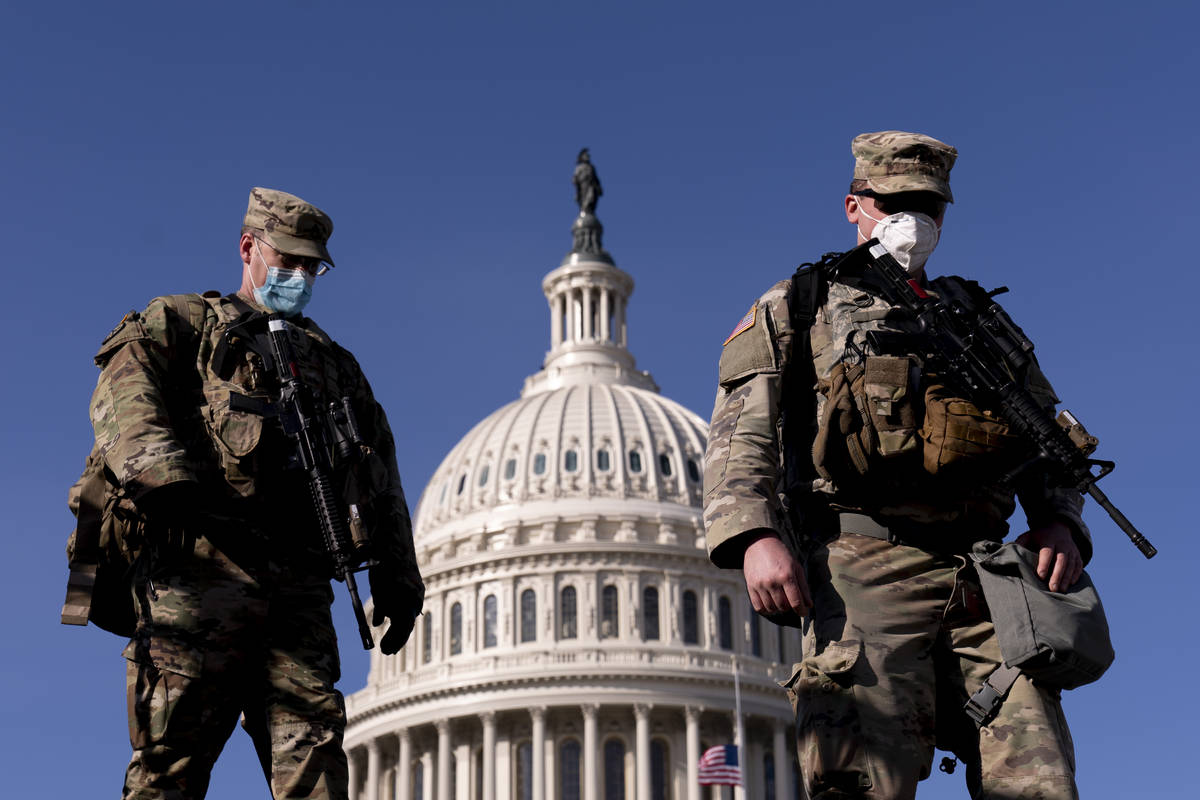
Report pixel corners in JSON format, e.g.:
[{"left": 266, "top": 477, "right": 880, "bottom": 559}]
[
  {"left": 813, "top": 356, "right": 920, "bottom": 482},
  {"left": 970, "top": 540, "right": 1114, "bottom": 689},
  {"left": 920, "top": 384, "right": 1023, "bottom": 478},
  {"left": 863, "top": 356, "right": 920, "bottom": 457}
]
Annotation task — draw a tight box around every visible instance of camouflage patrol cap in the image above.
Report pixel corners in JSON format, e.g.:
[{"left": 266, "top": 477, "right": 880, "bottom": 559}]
[
  {"left": 852, "top": 131, "right": 957, "bottom": 203},
  {"left": 243, "top": 187, "right": 335, "bottom": 267}
]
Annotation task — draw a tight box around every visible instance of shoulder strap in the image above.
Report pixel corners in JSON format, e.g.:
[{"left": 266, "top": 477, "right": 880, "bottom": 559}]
[
  {"left": 964, "top": 662, "right": 1022, "bottom": 727},
  {"left": 778, "top": 253, "right": 841, "bottom": 543},
  {"left": 60, "top": 456, "right": 110, "bottom": 627}
]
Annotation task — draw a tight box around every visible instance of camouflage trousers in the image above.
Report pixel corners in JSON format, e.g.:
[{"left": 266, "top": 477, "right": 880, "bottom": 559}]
[
  {"left": 784, "top": 533, "right": 1077, "bottom": 800},
  {"left": 121, "top": 529, "right": 348, "bottom": 800}
]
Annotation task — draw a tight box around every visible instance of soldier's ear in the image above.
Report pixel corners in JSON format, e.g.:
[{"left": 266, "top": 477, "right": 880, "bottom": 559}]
[
  {"left": 239, "top": 233, "right": 256, "bottom": 266},
  {"left": 845, "top": 194, "right": 862, "bottom": 224}
]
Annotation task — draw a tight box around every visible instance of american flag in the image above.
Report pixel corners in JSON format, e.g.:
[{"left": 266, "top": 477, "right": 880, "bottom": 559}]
[{"left": 698, "top": 744, "right": 741, "bottom": 786}]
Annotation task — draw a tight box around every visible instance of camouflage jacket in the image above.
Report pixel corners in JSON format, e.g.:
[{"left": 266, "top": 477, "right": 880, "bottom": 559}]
[
  {"left": 702, "top": 272, "right": 1090, "bottom": 568},
  {"left": 88, "top": 291, "right": 422, "bottom": 588}
]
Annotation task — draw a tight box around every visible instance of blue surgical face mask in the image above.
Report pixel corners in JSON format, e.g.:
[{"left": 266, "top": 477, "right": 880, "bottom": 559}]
[
  {"left": 251, "top": 240, "right": 315, "bottom": 316},
  {"left": 255, "top": 266, "right": 314, "bottom": 316}
]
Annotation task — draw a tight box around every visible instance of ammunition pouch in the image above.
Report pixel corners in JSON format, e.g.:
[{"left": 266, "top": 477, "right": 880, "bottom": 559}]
[{"left": 920, "top": 384, "right": 1024, "bottom": 480}]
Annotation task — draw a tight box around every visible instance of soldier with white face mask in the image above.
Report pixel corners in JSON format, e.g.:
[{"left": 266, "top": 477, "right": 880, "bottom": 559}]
[{"left": 703, "top": 132, "right": 1087, "bottom": 799}]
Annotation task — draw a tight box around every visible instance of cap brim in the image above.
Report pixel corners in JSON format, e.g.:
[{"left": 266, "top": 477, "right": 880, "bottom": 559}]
[
  {"left": 868, "top": 175, "right": 953, "bottom": 203},
  {"left": 261, "top": 230, "right": 335, "bottom": 268}
]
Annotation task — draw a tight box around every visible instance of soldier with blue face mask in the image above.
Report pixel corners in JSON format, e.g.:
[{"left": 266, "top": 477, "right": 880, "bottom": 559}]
[{"left": 70, "top": 187, "right": 424, "bottom": 800}]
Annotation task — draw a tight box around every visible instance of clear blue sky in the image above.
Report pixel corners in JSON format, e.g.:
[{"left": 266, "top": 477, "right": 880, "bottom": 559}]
[{"left": 2, "top": 2, "right": 1195, "bottom": 797}]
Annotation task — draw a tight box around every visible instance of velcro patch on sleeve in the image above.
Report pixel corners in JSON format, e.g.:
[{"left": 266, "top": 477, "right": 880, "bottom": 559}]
[
  {"left": 94, "top": 311, "right": 150, "bottom": 366},
  {"left": 724, "top": 305, "right": 757, "bottom": 345}
]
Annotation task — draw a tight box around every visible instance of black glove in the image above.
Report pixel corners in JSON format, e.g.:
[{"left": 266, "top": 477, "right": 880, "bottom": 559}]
[
  {"left": 369, "top": 566, "right": 424, "bottom": 655},
  {"left": 133, "top": 481, "right": 210, "bottom": 543},
  {"left": 134, "top": 481, "right": 203, "bottom": 523}
]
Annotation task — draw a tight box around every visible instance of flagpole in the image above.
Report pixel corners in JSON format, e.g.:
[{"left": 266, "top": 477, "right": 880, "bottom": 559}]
[{"left": 733, "top": 655, "right": 745, "bottom": 799}]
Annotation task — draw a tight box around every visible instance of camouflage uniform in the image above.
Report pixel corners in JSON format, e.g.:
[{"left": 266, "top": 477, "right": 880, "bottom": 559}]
[
  {"left": 86, "top": 190, "right": 423, "bottom": 800},
  {"left": 704, "top": 133, "right": 1088, "bottom": 800}
]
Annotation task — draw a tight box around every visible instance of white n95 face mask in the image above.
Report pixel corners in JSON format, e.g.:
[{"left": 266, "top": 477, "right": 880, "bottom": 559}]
[{"left": 857, "top": 203, "right": 941, "bottom": 274}]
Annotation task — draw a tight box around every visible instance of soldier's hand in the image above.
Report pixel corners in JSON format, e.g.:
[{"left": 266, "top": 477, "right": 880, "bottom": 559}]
[
  {"left": 134, "top": 481, "right": 203, "bottom": 523},
  {"left": 742, "top": 530, "right": 812, "bottom": 622},
  {"left": 1015, "top": 521, "right": 1083, "bottom": 593},
  {"left": 369, "top": 567, "right": 424, "bottom": 655}
]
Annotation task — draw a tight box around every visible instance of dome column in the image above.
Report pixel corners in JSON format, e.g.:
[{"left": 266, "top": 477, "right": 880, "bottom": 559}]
[
  {"left": 583, "top": 287, "right": 594, "bottom": 340},
  {"left": 599, "top": 289, "right": 610, "bottom": 341},
  {"left": 635, "top": 703, "right": 652, "bottom": 800},
  {"left": 436, "top": 719, "right": 451, "bottom": 800},
  {"left": 531, "top": 706, "right": 547, "bottom": 800},
  {"left": 482, "top": 711, "right": 497, "bottom": 800},
  {"left": 551, "top": 294, "right": 564, "bottom": 349},
  {"left": 365, "top": 738, "right": 382, "bottom": 800},
  {"left": 348, "top": 749, "right": 361, "bottom": 800},
  {"left": 396, "top": 729, "right": 412, "bottom": 800},
  {"left": 420, "top": 750, "right": 434, "bottom": 800},
  {"left": 454, "top": 741, "right": 470, "bottom": 799},
  {"left": 616, "top": 295, "right": 627, "bottom": 347},
  {"left": 773, "top": 719, "right": 790, "bottom": 800},
  {"left": 685, "top": 706, "right": 701, "bottom": 800},
  {"left": 582, "top": 704, "right": 598, "bottom": 800}
]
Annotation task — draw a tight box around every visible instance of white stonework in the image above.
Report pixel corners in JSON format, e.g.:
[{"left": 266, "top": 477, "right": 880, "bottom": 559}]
[{"left": 345, "top": 215, "right": 799, "bottom": 800}]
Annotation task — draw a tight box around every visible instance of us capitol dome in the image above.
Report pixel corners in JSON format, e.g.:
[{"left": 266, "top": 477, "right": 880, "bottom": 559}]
[{"left": 344, "top": 154, "right": 800, "bottom": 800}]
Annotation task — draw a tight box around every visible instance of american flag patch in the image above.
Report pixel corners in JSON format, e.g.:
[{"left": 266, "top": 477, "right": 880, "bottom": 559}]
[{"left": 723, "top": 305, "right": 756, "bottom": 345}]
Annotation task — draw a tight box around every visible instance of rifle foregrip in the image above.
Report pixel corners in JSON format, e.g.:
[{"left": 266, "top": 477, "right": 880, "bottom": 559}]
[{"left": 309, "top": 471, "right": 354, "bottom": 575}]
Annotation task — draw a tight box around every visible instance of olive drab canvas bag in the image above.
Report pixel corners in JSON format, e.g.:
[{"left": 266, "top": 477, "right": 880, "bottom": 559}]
[
  {"left": 61, "top": 447, "right": 141, "bottom": 636},
  {"left": 970, "top": 540, "right": 1115, "bottom": 690}
]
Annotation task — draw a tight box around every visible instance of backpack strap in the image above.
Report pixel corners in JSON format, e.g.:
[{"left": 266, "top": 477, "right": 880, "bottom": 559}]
[{"left": 779, "top": 252, "right": 840, "bottom": 543}]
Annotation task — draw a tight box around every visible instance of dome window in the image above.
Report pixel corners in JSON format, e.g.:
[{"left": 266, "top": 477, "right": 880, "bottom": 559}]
[
  {"left": 564, "top": 450, "right": 578, "bottom": 472},
  {"left": 682, "top": 590, "right": 699, "bottom": 645},
  {"left": 719, "top": 595, "right": 733, "bottom": 650},
  {"left": 600, "top": 584, "right": 619, "bottom": 639},
  {"left": 642, "top": 586, "right": 660, "bottom": 641},
  {"left": 561, "top": 740, "right": 582, "bottom": 800},
  {"left": 478, "top": 464, "right": 490, "bottom": 487},
  {"left": 687, "top": 458, "right": 700, "bottom": 482},
  {"left": 560, "top": 586, "right": 577, "bottom": 639},
  {"left": 533, "top": 453, "right": 547, "bottom": 475},
  {"left": 521, "top": 588, "right": 537, "bottom": 643},
  {"left": 450, "top": 602, "right": 462, "bottom": 655},
  {"left": 483, "top": 595, "right": 497, "bottom": 648},
  {"left": 604, "top": 740, "right": 626, "bottom": 796},
  {"left": 628, "top": 451, "right": 642, "bottom": 473},
  {"left": 659, "top": 454, "right": 673, "bottom": 477},
  {"left": 456, "top": 474, "right": 466, "bottom": 495},
  {"left": 504, "top": 458, "right": 517, "bottom": 480},
  {"left": 596, "top": 449, "right": 611, "bottom": 471},
  {"left": 749, "top": 598, "right": 762, "bottom": 657}
]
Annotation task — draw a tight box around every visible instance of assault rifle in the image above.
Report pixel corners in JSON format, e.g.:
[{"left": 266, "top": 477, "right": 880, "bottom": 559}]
[
  {"left": 833, "top": 240, "right": 1156, "bottom": 559},
  {"left": 227, "top": 312, "right": 378, "bottom": 648}
]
